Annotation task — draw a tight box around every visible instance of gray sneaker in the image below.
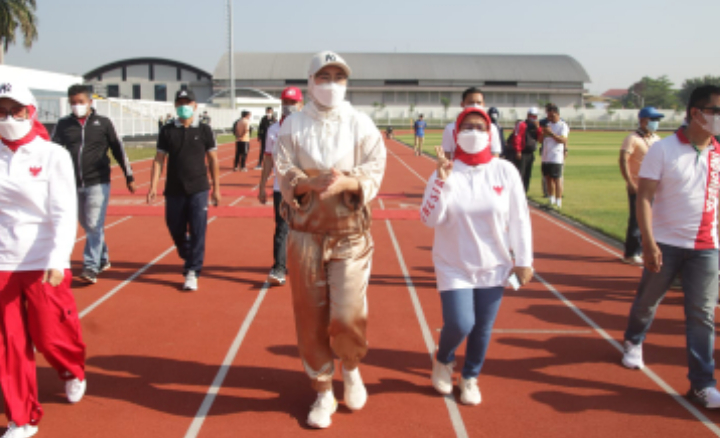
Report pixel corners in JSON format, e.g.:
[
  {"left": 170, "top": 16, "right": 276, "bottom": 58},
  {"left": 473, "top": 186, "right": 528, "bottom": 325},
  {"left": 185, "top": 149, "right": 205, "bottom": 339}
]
[
  {"left": 268, "top": 268, "right": 286, "bottom": 286},
  {"left": 78, "top": 269, "right": 97, "bottom": 284}
]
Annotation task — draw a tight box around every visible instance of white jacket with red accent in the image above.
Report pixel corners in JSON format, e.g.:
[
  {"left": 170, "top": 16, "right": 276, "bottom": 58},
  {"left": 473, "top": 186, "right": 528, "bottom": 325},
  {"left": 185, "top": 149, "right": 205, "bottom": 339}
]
[
  {"left": 0, "top": 137, "right": 78, "bottom": 272},
  {"left": 420, "top": 159, "right": 533, "bottom": 291}
]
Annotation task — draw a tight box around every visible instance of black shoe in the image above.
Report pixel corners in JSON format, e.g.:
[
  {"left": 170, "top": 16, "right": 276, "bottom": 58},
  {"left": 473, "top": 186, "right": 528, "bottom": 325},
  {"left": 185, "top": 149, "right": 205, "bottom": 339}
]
[
  {"left": 99, "top": 261, "right": 111, "bottom": 273},
  {"left": 268, "top": 268, "right": 286, "bottom": 286},
  {"left": 78, "top": 269, "right": 97, "bottom": 284}
]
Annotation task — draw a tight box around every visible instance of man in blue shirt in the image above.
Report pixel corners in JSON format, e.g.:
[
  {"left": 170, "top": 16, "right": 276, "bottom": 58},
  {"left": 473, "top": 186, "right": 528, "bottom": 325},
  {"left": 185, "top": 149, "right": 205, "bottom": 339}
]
[{"left": 414, "top": 114, "right": 427, "bottom": 156}]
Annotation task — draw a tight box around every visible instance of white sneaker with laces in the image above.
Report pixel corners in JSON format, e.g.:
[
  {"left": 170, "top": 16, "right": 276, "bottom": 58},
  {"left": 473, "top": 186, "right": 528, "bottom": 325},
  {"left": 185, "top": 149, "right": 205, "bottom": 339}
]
[
  {"left": 342, "top": 366, "right": 368, "bottom": 411},
  {"left": 65, "top": 377, "right": 86, "bottom": 404},
  {"left": 183, "top": 271, "right": 198, "bottom": 291},
  {"left": 431, "top": 356, "right": 454, "bottom": 395},
  {"left": 689, "top": 386, "right": 720, "bottom": 409},
  {"left": 621, "top": 341, "right": 644, "bottom": 369},
  {"left": 2, "top": 422, "right": 38, "bottom": 438},
  {"left": 459, "top": 377, "right": 482, "bottom": 405},
  {"left": 307, "top": 390, "right": 337, "bottom": 429}
]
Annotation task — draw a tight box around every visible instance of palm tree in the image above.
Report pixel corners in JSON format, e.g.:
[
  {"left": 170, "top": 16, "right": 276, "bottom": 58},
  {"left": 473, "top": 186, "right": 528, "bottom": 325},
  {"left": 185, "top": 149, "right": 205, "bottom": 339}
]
[{"left": 0, "top": 0, "right": 39, "bottom": 65}]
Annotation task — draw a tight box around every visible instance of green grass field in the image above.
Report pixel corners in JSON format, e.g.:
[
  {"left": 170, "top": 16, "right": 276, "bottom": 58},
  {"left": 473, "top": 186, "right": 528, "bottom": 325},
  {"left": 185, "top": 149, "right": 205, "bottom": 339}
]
[
  {"left": 113, "top": 134, "right": 236, "bottom": 163},
  {"left": 397, "top": 130, "right": 670, "bottom": 242}
]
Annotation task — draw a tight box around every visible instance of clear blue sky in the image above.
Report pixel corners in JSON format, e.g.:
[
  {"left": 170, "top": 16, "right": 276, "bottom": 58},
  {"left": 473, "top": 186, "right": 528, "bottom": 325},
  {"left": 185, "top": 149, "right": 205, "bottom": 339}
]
[{"left": 5, "top": 0, "right": 719, "bottom": 95}]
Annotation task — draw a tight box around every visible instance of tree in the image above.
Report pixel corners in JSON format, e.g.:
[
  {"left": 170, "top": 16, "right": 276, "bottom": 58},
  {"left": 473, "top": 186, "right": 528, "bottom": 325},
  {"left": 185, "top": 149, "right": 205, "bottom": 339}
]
[
  {"left": 678, "top": 75, "right": 720, "bottom": 106},
  {"left": 0, "top": 0, "right": 39, "bottom": 64},
  {"left": 621, "top": 76, "right": 679, "bottom": 109}
]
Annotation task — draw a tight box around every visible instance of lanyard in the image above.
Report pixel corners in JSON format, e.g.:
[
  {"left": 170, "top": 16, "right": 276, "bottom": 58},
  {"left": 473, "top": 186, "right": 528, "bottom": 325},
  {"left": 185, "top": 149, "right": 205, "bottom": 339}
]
[{"left": 691, "top": 143, "right": 703, "bottom": 165}]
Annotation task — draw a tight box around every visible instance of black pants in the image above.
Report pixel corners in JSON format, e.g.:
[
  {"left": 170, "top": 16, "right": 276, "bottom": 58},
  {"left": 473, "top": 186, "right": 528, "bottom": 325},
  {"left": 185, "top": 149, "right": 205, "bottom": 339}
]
[
  {"left": 257, "top": 140, "right": 266, "bottom": 168},
  {"left": 165, "top": 190, "right": 209, "bottom": 276},
  {"left": 624, "top": 191, "right": 642, "bottom": 258},
  {"left": 234, "top": 141, "right": 249, "bottom": 169},
  {"left": 273, "top": 191, "right": 289, "bottom": 273},
  {"left": 515, "top": 152, "right": 535, "bottom": 193}
]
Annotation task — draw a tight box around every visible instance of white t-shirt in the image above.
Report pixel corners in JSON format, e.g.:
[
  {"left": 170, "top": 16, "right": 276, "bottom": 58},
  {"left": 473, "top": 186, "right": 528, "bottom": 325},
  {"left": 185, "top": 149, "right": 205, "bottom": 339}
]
[
  {"left": 264, "top": 121, "right": 281, "bottom": 192},
  {"left": 442, "top": 122, "right": 502, "bottom": 156},
  {"left": 639, "top": 131, "right": 720, "bottom": 250},
  {"left": 420, "top": 159, "right": 533, "bottom": 291},
  {"left": 541, "top": 120, "right": 570, "bottom": 164}
]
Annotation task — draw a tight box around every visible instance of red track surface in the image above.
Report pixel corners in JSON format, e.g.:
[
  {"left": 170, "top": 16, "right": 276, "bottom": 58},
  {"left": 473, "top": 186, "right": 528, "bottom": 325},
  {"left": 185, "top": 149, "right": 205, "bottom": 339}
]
[{"left": 11, "top": 137, "right": 720, "bottom": 437}]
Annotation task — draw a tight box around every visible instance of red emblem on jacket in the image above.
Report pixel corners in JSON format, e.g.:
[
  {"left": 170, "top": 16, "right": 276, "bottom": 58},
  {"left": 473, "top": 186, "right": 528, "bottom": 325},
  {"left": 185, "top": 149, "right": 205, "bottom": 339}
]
[
  {"left": 29, "top": 166, "right": 42, "bottom": 177},
  {"left": 493, "top": 186, "right": 503, "bottom": 195}
]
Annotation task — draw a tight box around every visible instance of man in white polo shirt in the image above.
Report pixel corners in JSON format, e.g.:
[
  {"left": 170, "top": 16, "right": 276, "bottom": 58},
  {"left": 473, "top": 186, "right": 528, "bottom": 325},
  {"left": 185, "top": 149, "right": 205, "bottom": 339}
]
[
  {"left": 540, "top": 104, "right": 569, "bottom": 209},
  {"left": 622, "top": 85, "right": 720, "bottom": 409},
  {"left": 441, "top": 87, "right": 502, "bottom": 159}
]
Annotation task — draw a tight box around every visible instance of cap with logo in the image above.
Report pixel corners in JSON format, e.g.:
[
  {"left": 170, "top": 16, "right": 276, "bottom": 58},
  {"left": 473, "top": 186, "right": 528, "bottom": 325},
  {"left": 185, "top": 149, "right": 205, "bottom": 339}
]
[
  {"left": 0, "top": 82, "right": 36, "bottom": 107},
  {"left": 281, "top": 86, "right": 303, "bottom": 102},
  {"left": 638, "top": 106, "right": 664, "bottom": 120},
  {"left": 307, "top": 51, "right": 352, "bottom": 78},
  {"left": 528, "top": 107, "right": 539, "bottom": 116},
  {"left": 175, "top": 89, "right": 196, "bottom": 103}
]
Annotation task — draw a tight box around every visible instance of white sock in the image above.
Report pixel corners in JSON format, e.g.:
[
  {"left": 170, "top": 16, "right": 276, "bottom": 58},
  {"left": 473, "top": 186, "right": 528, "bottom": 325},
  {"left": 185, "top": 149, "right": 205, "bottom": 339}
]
[
  {"left": 550, "top": 196, "right": 556, "bottom": 205},
  {"left": 556, "top": 198, "right": 562, "bottom": 207}
]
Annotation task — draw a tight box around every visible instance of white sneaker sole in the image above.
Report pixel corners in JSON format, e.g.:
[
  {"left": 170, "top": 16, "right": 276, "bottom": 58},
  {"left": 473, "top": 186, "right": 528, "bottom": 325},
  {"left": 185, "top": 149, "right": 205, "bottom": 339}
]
[
  {"left": 621, "top": 357, "right": 644, "bottom": 370},
  {"left": 307, "top": 401, "right": 338, "bottom": 429},
  {"left": 268, "top": 276, "right": 285, "bottom": 286}
]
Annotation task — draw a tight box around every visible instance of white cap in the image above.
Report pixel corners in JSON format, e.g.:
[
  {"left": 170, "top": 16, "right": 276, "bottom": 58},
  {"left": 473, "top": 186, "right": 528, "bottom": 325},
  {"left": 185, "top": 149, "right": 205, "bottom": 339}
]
[
  {"left": 528, "top": 107, "right": 539, "bottom": 116},
  {"left": 308, "top": 51, "right": 352, "bottom": 78},
  {"left": 0, "top": 82, "right": 36, "bottom": 107}
]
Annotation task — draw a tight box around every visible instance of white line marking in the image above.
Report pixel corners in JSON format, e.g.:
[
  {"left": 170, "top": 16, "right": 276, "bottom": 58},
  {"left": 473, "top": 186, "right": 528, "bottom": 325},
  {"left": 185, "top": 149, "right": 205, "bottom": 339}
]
[
  {"left": 530, "top": 210, "right": 624, "bottom": 259},
  {"left": 493, "top": 329, "right": 593, "bottom": 334},
  {"left": 183, "top": 281, "right": 271, "bottom": 438},
  {"left": 534, "top": 272, "right": 720, "bottom": 437},
  {"left": 379, "top": 198, "right": 469, "bottom": 438},
  {"left": 79, "top": 217, "right": 218, "bottom": 319},
  {"left": 386, "top": 147, "right": 429, "bottom": 183},
  {"left": 75, "top": 216, "right": 132, "bottom": 243}
]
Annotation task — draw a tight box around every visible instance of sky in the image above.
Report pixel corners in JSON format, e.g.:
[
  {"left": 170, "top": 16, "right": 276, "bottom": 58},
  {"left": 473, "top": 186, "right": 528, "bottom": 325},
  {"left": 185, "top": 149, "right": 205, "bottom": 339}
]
[{"left": 4, "top": 0, "right": 719, "bottom": 95}]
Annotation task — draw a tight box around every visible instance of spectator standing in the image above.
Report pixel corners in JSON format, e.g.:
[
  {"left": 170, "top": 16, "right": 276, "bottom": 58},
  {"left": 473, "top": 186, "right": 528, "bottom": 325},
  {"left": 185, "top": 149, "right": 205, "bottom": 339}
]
[
  {"left": 256, "top": 107, "right": 274, "bottom": 169},
  {"left": 511, "top": 107, "right": 541, "bottom": 193},
  {"left": 621, "top": 85, "right": 720, "bottom": 409},
  {"left": 234, "top": 110, "right": 251, "bottom": 172},
  {"left": 414, "top": 114, "right": 427, "bottom": 156},
  {"left": 487, "top": 107, "right": 506, "bottom": 157},
  {"left": 200, "top": 111, "right": 212, "bottom": 125},
  {"left": 52, "top": 84, "right": 136, "bottom": 284},
  {"left": 441, "top": 87, "right": 502, "bottom": 159},
  {"left": 618, "top": 107, "right": 664, "bottom": 265},
  {"left": 540, "top": 105, "right": 569, "bottom": 209}
]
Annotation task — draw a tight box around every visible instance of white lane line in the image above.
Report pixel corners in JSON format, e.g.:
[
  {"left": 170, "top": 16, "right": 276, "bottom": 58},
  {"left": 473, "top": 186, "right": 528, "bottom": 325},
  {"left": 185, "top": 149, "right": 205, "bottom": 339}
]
[
  {"left": 79, "top": 216, "right": 218, "bottom": 319},
  {"left": 534, "top": 272, "right": 720, "bottom": 437},
  {"left": 379, "top": 198, "right": 469, "bottom": 438},
  {"left": 386, "top": 146, "right": 429, "bottom": 184},
  {"left": 75, "top": 216, "right": 133, "bottom": 243},
  {"left": 433, "top": 328, "right": 593, "bottom": 334},
  {"left": 183, "top": 281, "right": 271, "bottom": 438},
  {"left": 530, "top": 210, "right": 624, "bottom": 259}
]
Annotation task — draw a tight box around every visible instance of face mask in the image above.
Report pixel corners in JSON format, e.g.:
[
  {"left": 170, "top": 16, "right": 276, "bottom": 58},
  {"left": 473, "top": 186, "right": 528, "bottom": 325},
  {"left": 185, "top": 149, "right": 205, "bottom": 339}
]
[
  {"left": 176, "top": 105, "right": 194, "bottom": 120},
  {"left": 72, "top": 104, "right": 89, "bottom": 118},
  {"left": 457, "top": 130, "right": 490, "bottom": 154},
  {"left": 700, "top": 112, "right": 720, "bottom": 136},
  {"left": 647, "top": 120, "right": 659, "bottom": 132},
  {"left": 0, "top": 118, "right": 32, "bottom": 141},
  {"left": 282, "top": 105, "right": 298, "bottom": 117},
  {"left": 312, "top": 82, "right": 346, "bottom": 108},
  {"left": 467, "top": 103, "right": 485, "bottom": 110}
]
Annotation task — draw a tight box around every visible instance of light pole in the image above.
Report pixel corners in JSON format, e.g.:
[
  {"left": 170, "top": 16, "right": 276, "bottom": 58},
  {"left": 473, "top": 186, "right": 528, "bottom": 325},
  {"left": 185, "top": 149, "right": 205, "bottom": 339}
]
[
  {"left": 628, "top": 90, "right": 644, "bottom": 109},
  {"left": 227, "top": 0, "right": 235, "bottom": 111}
]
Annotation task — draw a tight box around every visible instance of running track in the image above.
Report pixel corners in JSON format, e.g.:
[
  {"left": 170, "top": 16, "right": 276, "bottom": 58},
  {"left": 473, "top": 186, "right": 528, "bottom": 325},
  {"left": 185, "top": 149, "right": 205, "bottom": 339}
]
[{"left": 13, "top": 138, "right": 720, "bottom": 437}]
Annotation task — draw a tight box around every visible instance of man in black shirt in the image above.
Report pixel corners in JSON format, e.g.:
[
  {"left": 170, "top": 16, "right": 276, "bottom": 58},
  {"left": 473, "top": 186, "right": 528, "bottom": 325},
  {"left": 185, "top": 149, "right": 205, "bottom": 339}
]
[
  {"left": 255, "top": 106, "right": 274, "bottom": 169},
  {"left": 147, "top": 89, "right": 221, "bottom": 291}
]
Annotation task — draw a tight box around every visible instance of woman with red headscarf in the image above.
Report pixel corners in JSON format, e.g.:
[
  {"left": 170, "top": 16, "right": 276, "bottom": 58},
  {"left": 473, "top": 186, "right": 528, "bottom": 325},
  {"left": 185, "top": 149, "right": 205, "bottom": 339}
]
[
  {"left": 0, "top": 82, "right": 86, "bottom": 438},
  {"left": 420, "top": 107, "right": 534, "bottom": 406}
]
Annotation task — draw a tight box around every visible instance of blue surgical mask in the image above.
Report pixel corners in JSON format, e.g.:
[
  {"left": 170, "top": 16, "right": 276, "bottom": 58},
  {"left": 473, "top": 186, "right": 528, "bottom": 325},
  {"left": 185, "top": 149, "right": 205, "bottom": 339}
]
[
  {"left": 176, "top": 105, "right": 194, "bottom": 120},
  {"left": 647, "top": 120, "right": 659, "bottom": 132}
]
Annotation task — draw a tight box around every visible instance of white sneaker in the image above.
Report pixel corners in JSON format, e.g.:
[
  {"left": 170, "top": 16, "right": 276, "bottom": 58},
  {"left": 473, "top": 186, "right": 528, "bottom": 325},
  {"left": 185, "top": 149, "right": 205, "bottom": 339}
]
[
  {"left": 65, "top": 377, "right": 86, "bottom": 403},
  {"left": 307, "top": 390, "right": 337, "bottom": 429},
  {"left": 621, "top": 341, "right": 644, "bottom": 369},
  {"left": 622, "top": 255, "right": 643, "bottom": 266},
  {"left": 431, "top": 356, "right": 454, "bottom": 395},
  {"left": 2, "top": 422, "right": 38, "bottom": 438},
  {"left": 342, "top": 366, "right": 368, "bottom": 411},
  {"left": 689, "top": 386, "right": 720, "bottom": 409},
  {"left": 459, "top": 377, "right": 482, "bottom": 405},
  {"left": 183, "top": 271, "right": 198, "bottom": 291}
]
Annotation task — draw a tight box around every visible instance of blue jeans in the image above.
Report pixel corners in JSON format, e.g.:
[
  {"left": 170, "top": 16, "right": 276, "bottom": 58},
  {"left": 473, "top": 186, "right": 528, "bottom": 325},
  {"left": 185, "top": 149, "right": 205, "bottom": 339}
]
[
  {"left": 624, "top": 243, "right": 719, "bottom": 390},
  {"left": 624, "top": 191, "right": 642, "bottom": 258},
  {"left": 165, "top": 191, "right": 209, "bottom": 276},
  {"left": 436, "top": 286, "right": 504, "bottom": 379},
  {"left": 77, "top": 183, "right": 110, "bottom": 272}
]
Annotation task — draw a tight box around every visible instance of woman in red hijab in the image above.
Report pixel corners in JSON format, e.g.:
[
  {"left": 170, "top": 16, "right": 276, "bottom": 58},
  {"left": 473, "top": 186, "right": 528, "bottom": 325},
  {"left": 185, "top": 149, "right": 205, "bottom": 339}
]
[
  {"left": 420, "top": 107, "right": 534, "bottom": 406},
  {"left": 0, "top": 82, "right": 86, "bottom": 438}
]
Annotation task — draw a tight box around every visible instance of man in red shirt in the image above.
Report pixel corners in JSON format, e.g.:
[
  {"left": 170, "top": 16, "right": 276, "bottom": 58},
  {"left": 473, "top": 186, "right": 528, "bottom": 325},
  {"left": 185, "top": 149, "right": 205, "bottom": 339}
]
[{"left": 511, "top": 107, "right": 541, "bottom": 193}]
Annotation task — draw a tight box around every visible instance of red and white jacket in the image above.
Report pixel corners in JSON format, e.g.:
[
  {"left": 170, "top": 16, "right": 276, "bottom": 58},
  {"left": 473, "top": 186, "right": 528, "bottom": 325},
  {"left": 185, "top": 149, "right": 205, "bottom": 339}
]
[
  {"left": 420, "top": 159, "right": 533, "bottom": 291},
  {"left": 639, "top": 130, "right": 720, "bottom": 250},
  {"left": 0, "top": 137, "right": 77, "bottom": 271}
]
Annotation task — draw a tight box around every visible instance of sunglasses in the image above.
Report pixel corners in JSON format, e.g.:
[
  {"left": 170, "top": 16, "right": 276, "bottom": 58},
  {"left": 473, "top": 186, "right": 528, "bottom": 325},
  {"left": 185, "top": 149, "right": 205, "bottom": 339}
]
[
  {"left": 0, "top": 106, "right": 26, "bottom": 121},
  {"left": 697, "top": 106, "right": 720, "bottom": 116}
]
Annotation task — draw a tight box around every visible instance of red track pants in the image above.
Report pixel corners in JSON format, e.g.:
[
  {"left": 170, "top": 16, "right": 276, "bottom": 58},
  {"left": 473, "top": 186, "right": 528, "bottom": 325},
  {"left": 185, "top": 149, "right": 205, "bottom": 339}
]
[{"left": 0, "top": 270, "right": 86, "bottom": 426}]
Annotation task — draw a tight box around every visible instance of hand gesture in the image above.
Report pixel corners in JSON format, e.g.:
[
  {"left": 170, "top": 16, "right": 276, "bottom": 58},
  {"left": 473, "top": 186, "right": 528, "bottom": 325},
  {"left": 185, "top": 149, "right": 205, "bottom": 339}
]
[
  {"left": 319, "top": 168, "right": 347, "bottom": 200},
  {"left": 435, "top": 146, "right": 453, "bottom": 180}
]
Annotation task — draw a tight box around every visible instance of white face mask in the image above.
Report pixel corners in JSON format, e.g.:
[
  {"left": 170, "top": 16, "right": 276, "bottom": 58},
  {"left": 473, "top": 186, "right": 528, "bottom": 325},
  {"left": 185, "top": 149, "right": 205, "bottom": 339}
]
[
  {"left": 0, "top": 118, "right": 32, "bottom": 141},
  {"left": 467, "top": 103, "right": 485, "bottom": 110},
  {"left": 72, "top": 104, "right": 89, "bottom": 118},
  {"left": 457, "top": 130, "right": 490, "bottom": 154},
  {"left": 700, "top": 112, "right": 720, "bottom": 136},
  {"left": 282, "top": 105, "right": 298, "bottom": 117},
  {"left": 312, "top": 82, "right": 346, "bottom": 108}
]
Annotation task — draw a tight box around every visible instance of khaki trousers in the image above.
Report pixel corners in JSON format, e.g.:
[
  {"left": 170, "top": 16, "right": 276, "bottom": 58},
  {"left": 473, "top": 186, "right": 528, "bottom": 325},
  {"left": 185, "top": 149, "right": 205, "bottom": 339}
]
[{"left": 287, "top": 230, "right": 373, "bottom": 392}]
